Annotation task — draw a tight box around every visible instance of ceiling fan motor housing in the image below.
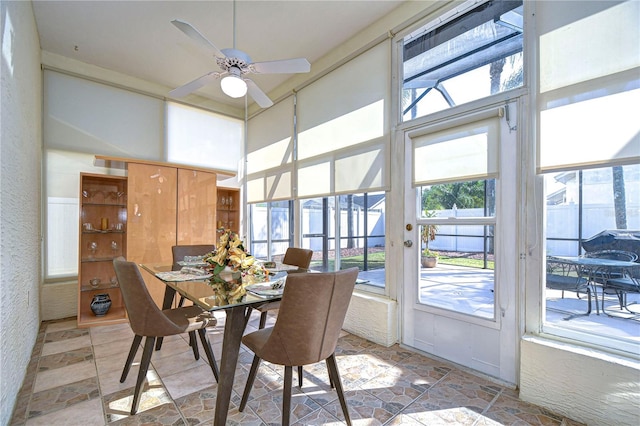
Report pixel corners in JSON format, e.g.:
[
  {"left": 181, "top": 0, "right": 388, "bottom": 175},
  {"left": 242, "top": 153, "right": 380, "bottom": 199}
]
[{"left": 218, "top": 48, "right": 252, "bottom": 74}]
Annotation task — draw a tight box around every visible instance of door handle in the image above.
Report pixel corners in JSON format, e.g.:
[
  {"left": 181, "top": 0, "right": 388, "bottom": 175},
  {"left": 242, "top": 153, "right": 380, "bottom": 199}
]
[{"left": 404, "top": 240, "right": 413, "bottom": 247}]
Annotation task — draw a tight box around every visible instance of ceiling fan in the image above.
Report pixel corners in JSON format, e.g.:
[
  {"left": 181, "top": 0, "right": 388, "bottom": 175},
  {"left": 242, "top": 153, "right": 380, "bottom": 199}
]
[{"left": 169, "top": 6, "right": 310, "bottom": 108}]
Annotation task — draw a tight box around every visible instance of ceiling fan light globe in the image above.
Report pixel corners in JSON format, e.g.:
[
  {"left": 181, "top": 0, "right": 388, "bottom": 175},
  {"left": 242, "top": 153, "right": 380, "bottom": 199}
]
[{"left": 221, "top": 75, "right": 247, "bottom": 98}]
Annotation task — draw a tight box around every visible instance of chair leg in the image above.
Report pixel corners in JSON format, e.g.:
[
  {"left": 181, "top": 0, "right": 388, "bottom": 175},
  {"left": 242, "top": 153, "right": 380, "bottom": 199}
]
[
  {"left": 326, "top": 354, "right": 351, "bottom": 426},
  {"left": 297, "top": 365, "right": 303, "bottom": 388},
  {"left": 131, "top": 336, "right": 155, "bottom": 415},
  {"left": 155, "top": 337, "right": 164, "bottom": 351},
  {"left": 282, "top": 366, "right": 292, "bottom": 426},
  {"left": 197, "top": 328, "right": 219, "bottom": 382},
  {"left": 239, "top": 355, "right": 261, "bottom": 411},
  {"left": 120, "top": 335, "right": 142, "bottom": 383},
  {"left": 189, "top": 331, "right": 200, "bottom": 360},
  {"left": 259, "top": 311, "right": 268, "bottom": 329},
  {"left": 178, "top": 295, "right": 185, "bottom": 307}
]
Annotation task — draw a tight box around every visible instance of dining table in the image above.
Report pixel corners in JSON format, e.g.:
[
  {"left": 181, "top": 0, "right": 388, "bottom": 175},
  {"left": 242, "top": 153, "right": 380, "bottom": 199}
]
[
  {"left": 140, "top": 262, "right": 291, "bottom": 426},
  {"left": 547, "top": 256, "right": 639, "bottom": 314}
]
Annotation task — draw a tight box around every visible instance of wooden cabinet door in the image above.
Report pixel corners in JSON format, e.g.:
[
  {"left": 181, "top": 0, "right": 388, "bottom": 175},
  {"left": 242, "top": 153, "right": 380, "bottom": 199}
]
[
  {"left": 127, "top": 163, "right": 177, "bottom": 307},
  {"left": 177, "top": 169, "right": 218, "bottom": 245}
]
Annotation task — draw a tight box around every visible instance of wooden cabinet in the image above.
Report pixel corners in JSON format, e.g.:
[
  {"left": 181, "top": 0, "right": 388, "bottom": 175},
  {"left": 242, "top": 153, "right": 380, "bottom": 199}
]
[
  {"left": 177, "top": 169, "right": 218, "bottom": 244},
  {"left": 127, "top": 164, "right": 223, "bottom": 308},
  {"left": 86, "top": 157, "right": 239, "bottom": 309},
  {"left": 216, "top": 187, "right": 240, "bottom": 234},
  {"left": 77, "top": 173, "right": 128, "bottom": 327},
  {"left": 126, "top": 163, "right": 178, "bottom": 307}
]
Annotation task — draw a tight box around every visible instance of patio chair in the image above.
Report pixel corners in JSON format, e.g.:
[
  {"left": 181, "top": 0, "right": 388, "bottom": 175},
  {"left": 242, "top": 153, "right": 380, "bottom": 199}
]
[
  {"left": 546, "top": 256, "right": 592, "bottom": 318},
  {"left": 582, "top": 250, "right": 638, "bottom": 312},
  {"left": 239, "top": 268, "right": 359, "bottom": 426},
  {"left": 603, "top": 273, "right": 640, "bottom": 315}
]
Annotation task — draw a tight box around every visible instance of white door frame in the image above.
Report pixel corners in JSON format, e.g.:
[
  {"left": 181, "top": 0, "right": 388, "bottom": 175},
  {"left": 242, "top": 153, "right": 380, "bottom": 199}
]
[{"left": 400, "top": 100, "right": 521, "bottom": 384}]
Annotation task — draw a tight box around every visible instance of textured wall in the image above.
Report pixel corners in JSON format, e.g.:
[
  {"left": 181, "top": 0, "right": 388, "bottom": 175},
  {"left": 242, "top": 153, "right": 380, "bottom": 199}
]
[
  {"left": 344, "top": 292, "right": 397, "bottom": 347},
  {"left": 0, "top": 1, "right": 42, "bottom": 424},
  {"left": 520, "top": 337, "right": 640, "bottom": 426}
]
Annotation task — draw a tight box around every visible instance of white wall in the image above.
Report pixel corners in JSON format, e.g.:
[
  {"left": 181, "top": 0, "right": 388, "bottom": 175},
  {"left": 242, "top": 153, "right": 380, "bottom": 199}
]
[
  {"left": 520, "top": 338, "right": 640, "bottom": 426},
  {"left": 0, "top": 1, "right": 43, "bottom": 424}
]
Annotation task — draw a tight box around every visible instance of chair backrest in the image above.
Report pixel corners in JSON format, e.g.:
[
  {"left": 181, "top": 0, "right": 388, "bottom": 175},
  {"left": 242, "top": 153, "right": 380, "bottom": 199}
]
[
  {"left": 171, "top": 244, "right": 215, "bottom": 271},
  {"left": 113, "top": 257, "right": 185, "bottom": 337},
  {"left": 583, "top": 250, "right": 638, "bottom": 262},
  {"left": 257, "top": 267, "right": 358, "bottom": 366},
  {"left": 282, "top": 247, "right": 313, "bottom": 270}
]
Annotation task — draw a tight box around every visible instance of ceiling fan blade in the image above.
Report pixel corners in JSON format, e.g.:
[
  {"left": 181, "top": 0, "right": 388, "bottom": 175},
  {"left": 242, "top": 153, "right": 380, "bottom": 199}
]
[
  {"left": 169, "top": 71, "right": 222, "bottom": 98},
  {"left": 171, "top": 19, "right": 226, "bottom": 58},
  {"left": 250, "top": 58, "right": 310, "bottom": 74},
  {"left": 245, "top": 79, "right": 273, "bottom": 108}
]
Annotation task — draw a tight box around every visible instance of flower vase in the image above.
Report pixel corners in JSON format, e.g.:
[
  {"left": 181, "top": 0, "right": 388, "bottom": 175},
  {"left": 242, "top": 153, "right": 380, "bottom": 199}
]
[
  {"left": 90, "top": 293, "right": 112, "bottom": 316},
  {"left": 211, "top": 267, "right": 246, "bottom": 305}
]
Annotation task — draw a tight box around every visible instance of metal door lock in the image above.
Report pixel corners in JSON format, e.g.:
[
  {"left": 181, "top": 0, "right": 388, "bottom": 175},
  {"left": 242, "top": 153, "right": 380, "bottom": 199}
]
[{"left": 404, "top": 240, "right": 413, "bottom": 247}]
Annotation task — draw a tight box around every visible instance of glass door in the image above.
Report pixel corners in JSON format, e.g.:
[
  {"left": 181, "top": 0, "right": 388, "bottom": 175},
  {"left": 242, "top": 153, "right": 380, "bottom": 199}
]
[{"left": 401, "top": 103, "right": 519, "bottom": 384}]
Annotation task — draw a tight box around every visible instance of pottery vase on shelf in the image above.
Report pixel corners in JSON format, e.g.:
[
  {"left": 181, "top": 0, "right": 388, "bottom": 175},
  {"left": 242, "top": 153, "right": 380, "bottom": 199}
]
[{"left": 90, "top": 293, "right": 112, "bottom": 316}]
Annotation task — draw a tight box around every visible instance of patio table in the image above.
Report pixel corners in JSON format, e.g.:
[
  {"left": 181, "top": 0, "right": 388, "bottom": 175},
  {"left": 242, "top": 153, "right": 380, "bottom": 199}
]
[{"left": 548, "top": 256, "right": 639, "bottom": 314}]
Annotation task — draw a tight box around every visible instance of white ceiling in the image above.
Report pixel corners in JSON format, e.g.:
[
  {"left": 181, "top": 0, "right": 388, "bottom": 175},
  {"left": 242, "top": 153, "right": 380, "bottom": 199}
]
[{"left": 32, "top": 0, "right": 405, "bottom": 109}]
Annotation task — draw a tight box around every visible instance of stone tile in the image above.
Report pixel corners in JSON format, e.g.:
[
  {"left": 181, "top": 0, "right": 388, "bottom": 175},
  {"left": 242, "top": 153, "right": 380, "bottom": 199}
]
[
  {"left": 324, "top": 388, "right": 399, "bottom": 425},
  {"left": 92, "top": 335, "right": 138, "bottom": 360},
  {"left": 99, "top": 365, "right": 161, "bottom": 397},
  {"left": 162, "top": 363, "right": 219, "bottom": 400},
  {"left": 244, "top": 385, "right": 321, "bottom": 425},
  {"left": 394, "top": 353, "right": 453, "bottom": 385},
  {"left": 104, "top": 382, "right": 174, "bottom": 423},
  {"left": 482, "top": 393, "right": 564, "bottom": 425},
  {"left": 28, "top": 377, "right": 100, "bottom": 419},
  {"left": 108, "top": 401, "right": 185, "bottom": 425},
  {"left": 44, "top": 328, "right": 89, "bottom": 343},
  {"left": 292, "top": 407, "right": 344, "bottom": 425},
  {"left": 401, "top": 369, "right": 500, "bottom": 422},
  {"left": 45, "top": 318, "right": 78, "bottom": 333},
  {"left": 38, "top": 347, "right": 94, "bottom": 372},
  {"left": 362, "top": 369, "right": 431, "bottom": 409},
  {"left": 89, "top": 324, "right": 134, "bottom": 347},
  {"left": 25, "top": 397, "right": 104, "bottom": 426},
  {"left": 174, "top": 386, "right": 218, "bottom": 425},
  {"left": 32, "top": 359, "right": 97, "bottom": 393},
  {"left": 41, "top": 334, "right": 92, "bottom": 357},
  {"left": 405, "top": 405, "right": 481, "bottom": 425}
]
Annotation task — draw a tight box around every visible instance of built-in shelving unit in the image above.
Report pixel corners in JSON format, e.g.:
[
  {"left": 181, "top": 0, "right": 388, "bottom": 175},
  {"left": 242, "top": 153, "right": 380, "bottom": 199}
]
[
  {"left": 77, "top": 173, "right": 128, "bottom": 327},
  {"left": 216, "top": 187, "right": 240, "bottom": 233}
]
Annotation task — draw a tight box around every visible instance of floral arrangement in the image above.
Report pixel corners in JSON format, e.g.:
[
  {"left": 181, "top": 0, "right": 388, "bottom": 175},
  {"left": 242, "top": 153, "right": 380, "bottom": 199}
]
[{"left": 203, "top": 229, "right": 267, "bottom": 301}]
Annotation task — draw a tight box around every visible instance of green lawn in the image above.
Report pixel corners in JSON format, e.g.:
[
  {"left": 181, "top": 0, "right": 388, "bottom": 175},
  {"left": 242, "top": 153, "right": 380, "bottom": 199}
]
[{"left": 309, "top": 250, "right": 494, "bottom": 270}]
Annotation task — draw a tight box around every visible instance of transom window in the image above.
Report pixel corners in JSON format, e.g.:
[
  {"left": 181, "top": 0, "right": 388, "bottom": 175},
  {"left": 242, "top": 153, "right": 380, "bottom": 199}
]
[{"left": 402, "top": 0, "right": 523, "bottom": 121}]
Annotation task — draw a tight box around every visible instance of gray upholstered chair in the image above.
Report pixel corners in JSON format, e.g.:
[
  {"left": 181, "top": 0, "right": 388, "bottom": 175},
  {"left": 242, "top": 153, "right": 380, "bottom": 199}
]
[
  {"left": 239, "top": 267, "right": 358, "bottom": 426},
  {"left": 255, "top": 247, "right": 313, "bottom": 329},
  {"left": 171, "top": 244, "right": 216, "bottom": 306},
  {"left": 113, "top": 257, "right": 219, "bottom": 414}
]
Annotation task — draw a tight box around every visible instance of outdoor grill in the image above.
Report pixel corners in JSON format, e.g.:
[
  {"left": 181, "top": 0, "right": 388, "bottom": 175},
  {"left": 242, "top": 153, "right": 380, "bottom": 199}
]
[{"left": 581, "top": 230, "right": 640, "bottom": 260}]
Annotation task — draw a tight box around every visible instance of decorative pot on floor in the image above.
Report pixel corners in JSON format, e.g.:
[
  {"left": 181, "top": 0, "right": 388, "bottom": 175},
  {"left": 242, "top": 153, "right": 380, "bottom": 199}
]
[
  {"left": 90, "top": 293, "right": 112, "bottom": 316},
  {"left": 421, "top": 256, "right": 438, "bottom": 268}
]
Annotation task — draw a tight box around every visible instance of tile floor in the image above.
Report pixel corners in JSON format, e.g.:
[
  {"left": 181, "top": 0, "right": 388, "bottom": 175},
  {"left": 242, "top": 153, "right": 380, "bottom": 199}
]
[{"left": 10, "top": 310, "right": 585, "bottom": 426}]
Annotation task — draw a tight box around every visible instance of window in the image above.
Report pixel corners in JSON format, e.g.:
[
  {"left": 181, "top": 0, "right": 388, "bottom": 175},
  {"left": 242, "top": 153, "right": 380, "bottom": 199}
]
[
  {"left": 543, "top": 165, "right": 640, "bottom": 353},
  {"left": 402, "top": 0, "right": 523, "bottom": 121},
  {"left": 536, "top": 1, "right": 640, "bottom": 354},
  {"left": 250, "top": 193, "right": 387, "bottom": 289},
  {"left": 249, "top": 201, "right": 293, "bottom": 260},
  {"left": 419, "top": 180, "right": 496, "bottom": 319},
  {"left": 167, "top": 102, "right": 244, "bottom": 173}
]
